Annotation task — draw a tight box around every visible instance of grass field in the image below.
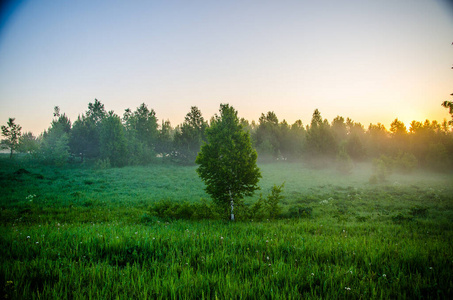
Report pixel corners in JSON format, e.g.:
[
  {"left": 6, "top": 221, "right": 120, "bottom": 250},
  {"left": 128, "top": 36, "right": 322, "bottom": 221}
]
[{"left": 1, "top": 157, "right": 452, "bottom": 299}]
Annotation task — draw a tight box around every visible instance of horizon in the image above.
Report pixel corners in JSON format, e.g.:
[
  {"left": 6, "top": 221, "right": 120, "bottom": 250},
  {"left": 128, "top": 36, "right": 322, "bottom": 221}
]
[
  {"left": 1, "top": 0, "right": 452, "bottom": 135},
  {"left": 1, "top": 99, "right": 452, "bottom": 137}
]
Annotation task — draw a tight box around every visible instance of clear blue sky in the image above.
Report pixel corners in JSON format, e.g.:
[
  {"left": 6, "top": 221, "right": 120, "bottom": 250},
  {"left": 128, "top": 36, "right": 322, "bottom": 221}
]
[{"left": 0, "top": 0, "right": 452, "bottom": 135}]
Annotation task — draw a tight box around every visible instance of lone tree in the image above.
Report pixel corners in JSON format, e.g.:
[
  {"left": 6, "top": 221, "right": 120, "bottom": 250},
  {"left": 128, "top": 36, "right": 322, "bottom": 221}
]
[
  {"left": 196, "top": 104, "right": 261, "bottom": 220},
  {"left": 1, "top": 118, "right": 22, "bottom": 158}
]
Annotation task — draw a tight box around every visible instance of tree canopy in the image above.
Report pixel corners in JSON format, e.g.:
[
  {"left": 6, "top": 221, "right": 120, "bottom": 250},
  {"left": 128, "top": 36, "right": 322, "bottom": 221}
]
[
  {"left": 196, "top": 104, "right": 261, "bottom": 220},
  {"left": 173, "top": 106, "right": 207, "bottom": 164},
  {"left": 2, "top": 98, "right": 452, "bottom": 172},
  {"left": 1, "top": 118, "right": 22, "bottom": 158}
]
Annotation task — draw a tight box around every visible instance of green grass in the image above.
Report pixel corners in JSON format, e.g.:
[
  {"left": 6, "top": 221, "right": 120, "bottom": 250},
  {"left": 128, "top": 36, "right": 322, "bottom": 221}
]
[{"left": 1, "top": 156, "right": 453, "bottom": 299}]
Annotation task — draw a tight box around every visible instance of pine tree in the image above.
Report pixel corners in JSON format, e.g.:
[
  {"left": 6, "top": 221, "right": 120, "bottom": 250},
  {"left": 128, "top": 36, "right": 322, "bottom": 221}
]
[{"left": 1, "top": 118, "right": 22, "bottom": 158}]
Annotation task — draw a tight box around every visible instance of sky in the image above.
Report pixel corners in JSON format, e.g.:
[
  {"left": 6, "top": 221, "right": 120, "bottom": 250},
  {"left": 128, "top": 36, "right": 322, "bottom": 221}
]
[{"left": 0, "top": 0, "right": 452, "bottom": 135}]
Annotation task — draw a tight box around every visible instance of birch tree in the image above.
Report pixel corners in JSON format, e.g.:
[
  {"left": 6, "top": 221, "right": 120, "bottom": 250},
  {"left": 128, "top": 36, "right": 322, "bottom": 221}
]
[{"left": 196, "top": 104, "right": 261, "bottom": 220}]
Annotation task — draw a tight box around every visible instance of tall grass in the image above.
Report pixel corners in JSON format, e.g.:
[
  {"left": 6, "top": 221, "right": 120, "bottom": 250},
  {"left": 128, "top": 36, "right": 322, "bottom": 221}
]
[
  {"left": 1, "top": 156, "right": 452, "bottom": 298},
  {"left": 1, "top": 220, "right": 452, "bottom": 299}
]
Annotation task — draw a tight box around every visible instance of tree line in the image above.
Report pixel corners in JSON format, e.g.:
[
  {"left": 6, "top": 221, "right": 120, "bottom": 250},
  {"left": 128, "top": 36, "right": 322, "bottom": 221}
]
[{"left": 2, "top": 98, "right": 453, "bottom": 172}]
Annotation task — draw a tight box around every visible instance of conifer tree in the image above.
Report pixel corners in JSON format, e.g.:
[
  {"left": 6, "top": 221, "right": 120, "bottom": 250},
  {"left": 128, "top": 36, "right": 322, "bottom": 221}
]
[{"left": 1, "top": 118, "right": 22, "bottom": 158}]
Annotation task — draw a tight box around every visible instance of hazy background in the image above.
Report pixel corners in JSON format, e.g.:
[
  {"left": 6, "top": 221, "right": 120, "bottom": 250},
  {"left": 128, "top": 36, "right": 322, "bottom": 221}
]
[{"left": 0, "top": 0, "right": 452, "bottom": 135}]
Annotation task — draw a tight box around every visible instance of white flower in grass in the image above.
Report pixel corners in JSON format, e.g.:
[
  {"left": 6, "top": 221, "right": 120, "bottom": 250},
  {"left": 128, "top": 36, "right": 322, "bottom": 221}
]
[
  {"left": 345, "top": 287, "right": 351, "bottom": 291},
  {"left": 27, "top": 236, "right": 30, "bottom": 239},
  {"left": 311, "top": 273, "right": 314, "bottom": 276},
  {"left": 382, "top": 274, "right": 386, "bottom": 277}
]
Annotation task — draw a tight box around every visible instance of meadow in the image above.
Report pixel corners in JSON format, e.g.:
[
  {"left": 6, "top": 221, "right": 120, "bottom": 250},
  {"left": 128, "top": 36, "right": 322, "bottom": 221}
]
[{"left": 1, "top": 156, "right": 452, "bottom": 299}]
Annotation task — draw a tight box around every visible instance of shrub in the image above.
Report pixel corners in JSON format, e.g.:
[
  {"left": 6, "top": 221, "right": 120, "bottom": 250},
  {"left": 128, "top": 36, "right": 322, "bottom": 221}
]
[
  {"left": 265, "top": 183, "right": 284, "bottom": 219},
  {"left": 336, "top": 148, "right": 353, "bottom": 175},
  {"left": 368, "top": 174, "right": 379, "bottom": 184},
  {"left": 147, "top": 185, "right": 285, "bottom": 221},
  {"left": 148, "top": 199, "right": 219, "bottom": 221},
  {"left": 250, "top": 183, "right": 285, "bottom": 220},
  {"left": 250, "top": 195, "right": 266, "bottom": 220},
  {"left": 94, "top": 158, "right": 111, "bottom": 170},
  {"left": 370, "top": 156, "right": 392, "bottom": 183},
  {"left": 191, "top": 198, "right": 219, "bottom": 220},
  {"left": 371, "top": 152, "right": 417, "bottom": 181},
  {"left": 140, "top": 213, "right": 159, "bottom": 224},
  {"left": 285, "top": 205, "right": 313, "bottom": 218}
]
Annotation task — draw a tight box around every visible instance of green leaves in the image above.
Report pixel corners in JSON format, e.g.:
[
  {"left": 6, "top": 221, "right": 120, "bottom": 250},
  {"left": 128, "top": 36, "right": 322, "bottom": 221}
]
[
  {"left": 172, "top": 106, "right": 207, "bottom": 164},
  {"left": 196, "top": 104, "right": 261, "bottom": 215},
  {"left": 100, "top": 113, "right": 128, "bottom": 167}
]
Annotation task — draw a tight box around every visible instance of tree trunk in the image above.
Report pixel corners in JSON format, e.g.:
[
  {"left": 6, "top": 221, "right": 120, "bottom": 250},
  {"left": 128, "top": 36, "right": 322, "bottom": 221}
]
[{"left": 9, "top": 147, "right": 13, "bottom": 159}]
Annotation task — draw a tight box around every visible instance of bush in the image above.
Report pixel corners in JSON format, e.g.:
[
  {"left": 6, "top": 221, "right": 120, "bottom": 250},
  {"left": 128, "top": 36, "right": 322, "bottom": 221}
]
[
  {"left": 148, "top": 185, "right": 285, "bottom": 222},
  {"left": 94, "top": 158, "right": 111, "bottom": 170},
  {"left": 265, "top": 183, "right": 284, "bottom": 219},
  {"left": 285, "top": 205, "right": 313, "bottom": 218},
  {"left": 192, "top": 199, "right": 219, "bottom": 220},
  {"left": 250, "top": 195, "right": 266, "bottom": 220},
  {"left": 250, "top": 183, "right": 285, "bottom": 220},
  {"left": 140, "top": 213, "right": 159, "bottom": 224},
  {"left": 336, "top": 149, "right": 353, "bottom": 175},
  {"left": 148, "top": 199, "right": 219, "bottom": 221},
  {"left": 369, "top": 152, "right": 417, "bottom": 183},
  {"left": 368, "top": 174, "right": 379, "bottom": 184},
  {"left": 370, "top": 156, "right": 392, "bottom": 183}
]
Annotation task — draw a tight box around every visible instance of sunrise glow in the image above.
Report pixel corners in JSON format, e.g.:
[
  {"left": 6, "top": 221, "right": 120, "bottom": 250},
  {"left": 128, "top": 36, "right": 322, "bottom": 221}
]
[{"left": 0, "top": 0, "right": 452, "bottom": 134}]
